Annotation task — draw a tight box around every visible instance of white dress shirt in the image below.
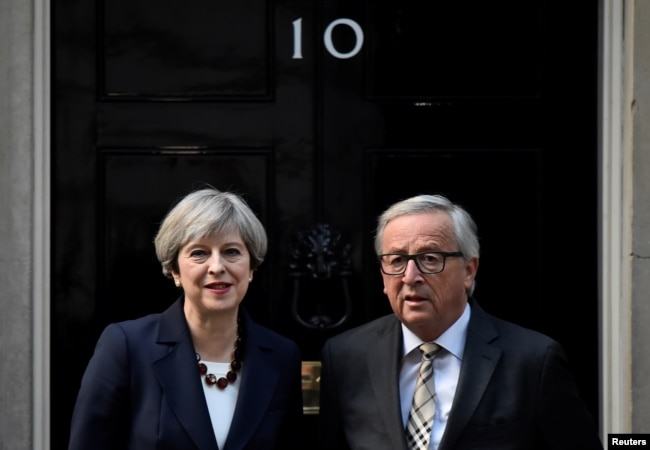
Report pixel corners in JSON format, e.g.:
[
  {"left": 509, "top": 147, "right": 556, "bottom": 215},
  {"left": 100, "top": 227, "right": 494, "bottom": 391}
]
[{"left": 399, "top": 302, "right": 471, "bottom": 450}]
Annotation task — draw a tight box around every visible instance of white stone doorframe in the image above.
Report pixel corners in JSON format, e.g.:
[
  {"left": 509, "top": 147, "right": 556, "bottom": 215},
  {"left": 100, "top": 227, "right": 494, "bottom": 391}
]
[
  {"left": 599, "top": 0, "right": 633, "bottom": 441},
  {"left": 34, "top": 0, "right": 51, "bottom": 448},
  {"left": 30, "top": 0, "right": 629, "bottom": 447}
]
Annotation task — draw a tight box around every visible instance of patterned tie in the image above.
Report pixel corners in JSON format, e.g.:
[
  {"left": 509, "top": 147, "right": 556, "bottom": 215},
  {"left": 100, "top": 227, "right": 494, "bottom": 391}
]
[{"left": 405, "top": 342, "right": 441, "bottom": 450}]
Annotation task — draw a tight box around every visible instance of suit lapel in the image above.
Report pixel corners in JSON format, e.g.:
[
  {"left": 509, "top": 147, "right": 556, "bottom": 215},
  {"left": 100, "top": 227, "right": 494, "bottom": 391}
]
[
  {"left": 367, "top": 317, "right": 410, "bottom": 450},
  {"left": 438, "top": 301, "right": 501, "bottom": 450},
  {"left": 223, "top": 313, "right": 279, "bottom": 450},
  {"left": 152, "top": 299, "right": 218, "bottom": 450}
]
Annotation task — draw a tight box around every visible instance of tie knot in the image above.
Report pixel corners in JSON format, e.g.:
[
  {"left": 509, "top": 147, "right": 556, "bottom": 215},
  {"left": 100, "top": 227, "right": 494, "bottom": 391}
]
[{"left": 419, "top": 342, "right": 440, "bottom": 360}]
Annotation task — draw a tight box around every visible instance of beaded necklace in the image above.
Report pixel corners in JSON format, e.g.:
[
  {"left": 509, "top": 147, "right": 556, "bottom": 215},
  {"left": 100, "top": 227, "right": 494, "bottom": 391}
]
[{"left": 196, "top": 319, "right": 243, "bottom": 389}]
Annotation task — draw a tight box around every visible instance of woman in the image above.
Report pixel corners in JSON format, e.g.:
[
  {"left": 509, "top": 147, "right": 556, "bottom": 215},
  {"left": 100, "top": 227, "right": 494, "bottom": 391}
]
[{"left": 69, "top": 187, "right": 304, "bottom": 450}]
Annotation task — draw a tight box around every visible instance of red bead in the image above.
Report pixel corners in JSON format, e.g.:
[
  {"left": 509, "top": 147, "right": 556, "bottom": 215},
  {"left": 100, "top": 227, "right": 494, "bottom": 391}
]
[
  {"left": 217, "top": 377, "right": 228, "bottom": 389},
  {"left": 205, "top": 373, "right": 217, "bottom": 385},
  {"left": 198, "top": 363, "right": 207, "bottom": 375},
  {"left": 231, "top": 360, "right": 241, "bottom": 371},
  {"left": 227, "top": 371, "right": 237, "bottom": 383}
]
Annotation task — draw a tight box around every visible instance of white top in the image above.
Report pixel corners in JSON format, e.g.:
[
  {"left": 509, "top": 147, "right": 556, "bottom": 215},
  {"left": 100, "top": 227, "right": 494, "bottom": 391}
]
[
  {"left": 399, "top": 302, "right": 471, "bottom": 450},
  {"left": 200, "top": 361, "right": 242, "bottom": 449}
]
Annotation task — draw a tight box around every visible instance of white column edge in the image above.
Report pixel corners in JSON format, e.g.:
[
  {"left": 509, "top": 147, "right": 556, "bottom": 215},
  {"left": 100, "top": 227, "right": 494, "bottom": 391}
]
[
  {"left": 600, "top": 0, "right": 633, "bottom": 439},
  {"left": 33, "top": 0, "right": 51, "bottom": 448}
]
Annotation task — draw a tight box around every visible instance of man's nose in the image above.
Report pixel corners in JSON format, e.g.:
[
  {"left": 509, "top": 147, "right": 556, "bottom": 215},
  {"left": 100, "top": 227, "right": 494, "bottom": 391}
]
[{"left": 402, "top": 258, "right": 423, "bottom": 283}]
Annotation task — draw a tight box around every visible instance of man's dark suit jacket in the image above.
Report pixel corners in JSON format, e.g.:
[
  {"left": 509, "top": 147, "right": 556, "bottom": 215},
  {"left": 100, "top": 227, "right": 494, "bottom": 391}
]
[
  {"left": 68, "top": 298, "right": 303, "bottom": 450},
  {"left": 318, "top": 299, "right": 603, "bottom": 450}
]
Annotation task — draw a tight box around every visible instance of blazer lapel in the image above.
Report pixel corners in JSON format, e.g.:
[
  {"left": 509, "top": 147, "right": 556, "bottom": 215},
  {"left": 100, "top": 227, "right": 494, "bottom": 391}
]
[
  {"left": 223, "top": 313, "right": 279, "bottom": 450},
  {"left": 438, "top": 301, "right": 501, "bottom": 450},
  {"left": 367, "top": 317, "right": 410, "bottom": 450},
  {"left": 152, "top": 299, "right": 218, "bottom": 450}
]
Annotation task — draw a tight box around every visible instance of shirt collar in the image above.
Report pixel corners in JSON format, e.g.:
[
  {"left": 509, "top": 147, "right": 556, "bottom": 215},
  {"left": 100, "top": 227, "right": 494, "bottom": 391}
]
[{"left": 401, "top": 302, "right": 471, "bottom": 360}]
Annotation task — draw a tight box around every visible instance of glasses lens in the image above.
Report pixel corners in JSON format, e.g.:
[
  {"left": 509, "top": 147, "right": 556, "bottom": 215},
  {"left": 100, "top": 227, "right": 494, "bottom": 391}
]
[
  {"left": 417, "top": 253, "right": 443, "bottom": 273},
  {"left": 381, "top": 254, "right": 406, "bottom": 274}
]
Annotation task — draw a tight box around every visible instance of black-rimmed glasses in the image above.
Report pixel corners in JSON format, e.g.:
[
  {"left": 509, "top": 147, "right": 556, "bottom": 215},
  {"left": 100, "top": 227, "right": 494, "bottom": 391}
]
[{"left": 378, "top": 251, "right": 464, "bottom": 275}]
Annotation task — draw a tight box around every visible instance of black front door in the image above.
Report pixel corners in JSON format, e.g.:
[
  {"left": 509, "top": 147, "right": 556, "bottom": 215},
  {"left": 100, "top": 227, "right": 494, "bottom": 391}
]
[{"left": 52, "top": 1, "right": 599, "bottom": 448}]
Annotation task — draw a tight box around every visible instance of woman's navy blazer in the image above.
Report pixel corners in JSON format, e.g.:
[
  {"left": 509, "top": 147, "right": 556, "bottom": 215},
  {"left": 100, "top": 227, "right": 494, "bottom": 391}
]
[{"left": 68, "top": 298, "right": 304, "bottom": 450}]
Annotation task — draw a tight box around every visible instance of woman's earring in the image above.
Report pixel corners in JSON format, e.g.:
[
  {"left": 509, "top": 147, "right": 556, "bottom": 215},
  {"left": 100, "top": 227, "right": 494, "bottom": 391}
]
[
  {"left": 249, "top": 278, "right": 252, "bottom": 283},
  {"left": 174, "top": 278, "right": 181, "bottom": 288}
]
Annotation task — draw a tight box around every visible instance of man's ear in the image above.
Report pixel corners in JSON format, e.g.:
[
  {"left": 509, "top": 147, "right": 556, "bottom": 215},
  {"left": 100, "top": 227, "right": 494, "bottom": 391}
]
[{"left": 464, "top": 257, "right": 479, "bottom": 290}]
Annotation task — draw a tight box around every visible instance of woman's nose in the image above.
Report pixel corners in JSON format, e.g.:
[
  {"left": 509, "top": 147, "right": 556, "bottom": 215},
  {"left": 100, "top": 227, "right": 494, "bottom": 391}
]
[{"left": 208, "top": 254, "right": 226, "bottom": 273}]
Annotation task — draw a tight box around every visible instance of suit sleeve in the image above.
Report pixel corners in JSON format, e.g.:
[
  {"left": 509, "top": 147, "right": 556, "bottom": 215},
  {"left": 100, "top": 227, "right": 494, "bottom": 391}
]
[
  {"left": 536, "top": 341, "right": 603, "bottom": 449},
  {"left": 318, "top": 339, "right": 351, "bottom": 450},
  {"left": 68, "top": 324, "right": 131, "bottom": 450}
]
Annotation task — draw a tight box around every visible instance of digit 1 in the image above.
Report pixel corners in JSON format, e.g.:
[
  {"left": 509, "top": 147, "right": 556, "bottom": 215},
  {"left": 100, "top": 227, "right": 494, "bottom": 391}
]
[{"left": 292, "top": 18, "right": 303, "bottom": 59}]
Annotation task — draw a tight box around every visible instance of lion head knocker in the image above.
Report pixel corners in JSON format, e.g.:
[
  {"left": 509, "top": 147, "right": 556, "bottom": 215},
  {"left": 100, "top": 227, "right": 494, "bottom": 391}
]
[{"left": 289, "top": 223, "right": 353, "bottom": 329}]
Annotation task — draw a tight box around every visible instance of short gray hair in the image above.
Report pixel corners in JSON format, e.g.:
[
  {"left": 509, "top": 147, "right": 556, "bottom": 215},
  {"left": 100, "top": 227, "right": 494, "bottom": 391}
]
[
  {"left": 154, "top": 188, "right": 267, "bottom": 278},
  {"left": 374, "top": 194, "right": 480, "bottom": 260}
]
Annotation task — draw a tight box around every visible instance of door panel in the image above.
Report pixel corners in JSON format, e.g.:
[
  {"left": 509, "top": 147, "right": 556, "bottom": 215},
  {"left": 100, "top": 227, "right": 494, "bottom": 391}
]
[
  {"left": 102, "top": 0, "right": 271, "bottom": 98},
  {"left": 101, "top": 152, "right": 273, "bottom": 322},
  {"left": 53, "top": 1, "right": 599, "bottom": 448},
  {"left": 366, "top": 1, "right": 541, "bottom": 98},
  {"left": 365, "top": 149, "right": 543, "bottom": 321}
]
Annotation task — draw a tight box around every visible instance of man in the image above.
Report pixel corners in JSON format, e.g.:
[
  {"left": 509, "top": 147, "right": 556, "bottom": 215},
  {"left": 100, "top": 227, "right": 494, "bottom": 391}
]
[{"left": 318, "top": 194, "right": 603, "bottom": 450}]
